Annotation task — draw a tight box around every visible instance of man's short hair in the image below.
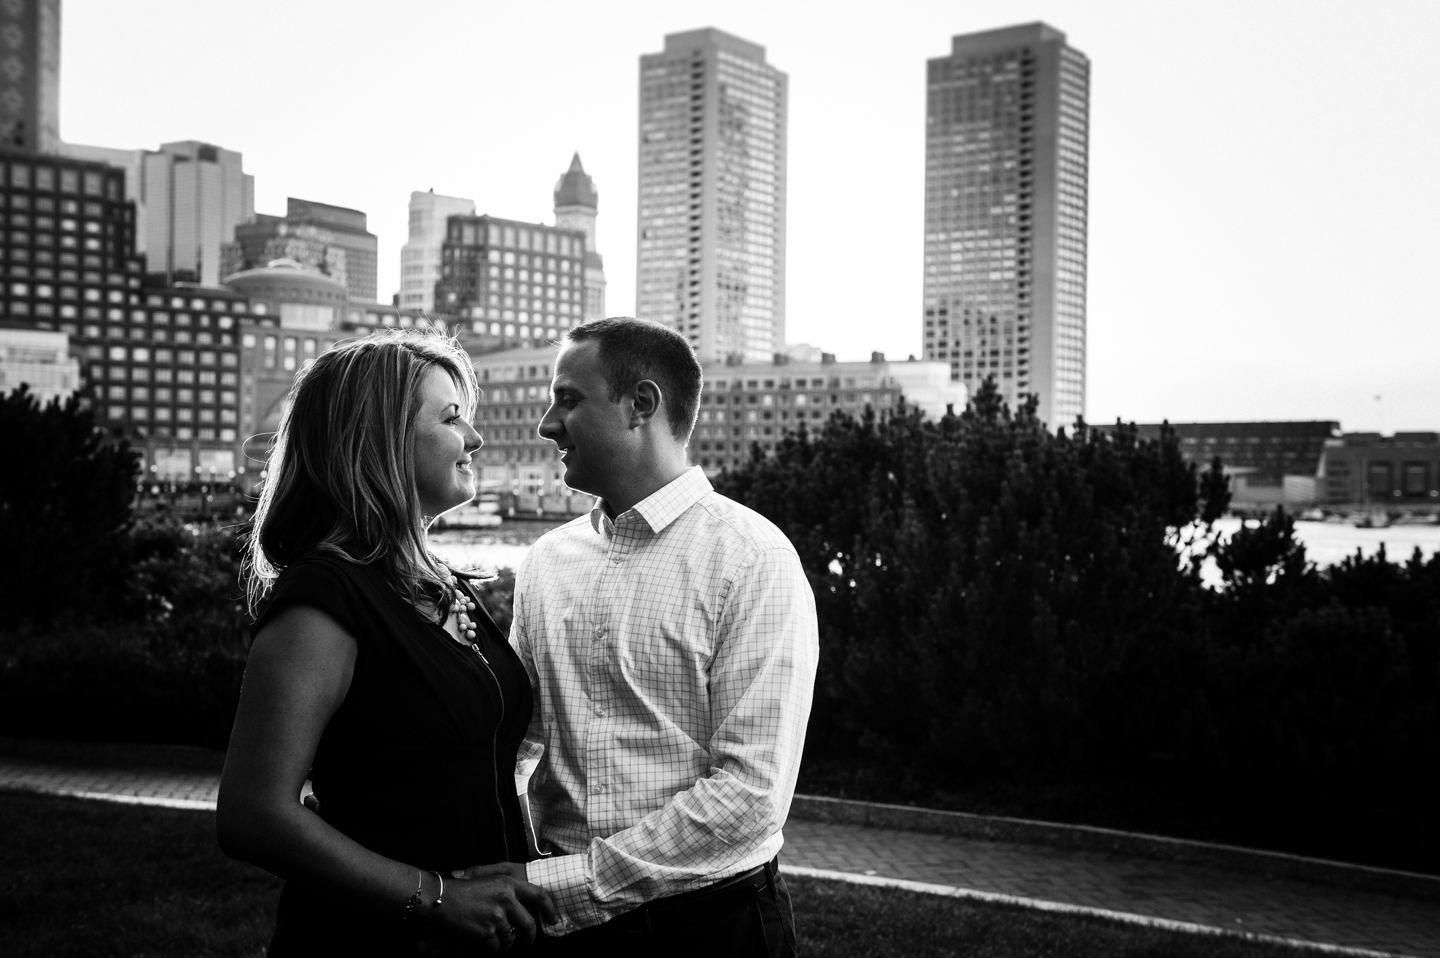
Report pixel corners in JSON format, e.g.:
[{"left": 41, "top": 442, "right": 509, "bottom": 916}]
[{"left": 565, "top": 318, "right": 703, "bottom": 442}]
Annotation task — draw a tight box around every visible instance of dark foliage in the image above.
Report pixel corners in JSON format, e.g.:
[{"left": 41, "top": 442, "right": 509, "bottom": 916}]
[
  {"left": 715, "top": 380, "right": 1440, "bottom": 804},
  {"left": 0, "top": 385, "right": 140, "bottom": 629},
  {"left": 0, "top": 515, "right": 249, "bottom": 748}
]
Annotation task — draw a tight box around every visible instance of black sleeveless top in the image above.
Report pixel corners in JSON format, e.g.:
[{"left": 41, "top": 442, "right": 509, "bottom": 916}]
[{"left": 253, "top": 552, "right": 531, "bottom": 955}]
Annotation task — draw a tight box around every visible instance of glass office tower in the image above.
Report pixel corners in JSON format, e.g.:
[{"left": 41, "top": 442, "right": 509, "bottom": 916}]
[
  {"left": 923, "top": 23, "right": 1089, "bottom": 427},
  {"left": 637, "top": 28, "right": 787, "bottom": 364}
]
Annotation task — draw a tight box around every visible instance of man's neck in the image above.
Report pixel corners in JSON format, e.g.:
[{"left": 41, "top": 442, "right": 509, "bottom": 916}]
[{"left": 601, "top": 459, "right": 690, "bottom": 518}]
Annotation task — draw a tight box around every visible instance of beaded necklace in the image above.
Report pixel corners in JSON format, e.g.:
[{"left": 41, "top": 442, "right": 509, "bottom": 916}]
[{"left": 444, "top": 573, "right": 478, "bottom": 643}]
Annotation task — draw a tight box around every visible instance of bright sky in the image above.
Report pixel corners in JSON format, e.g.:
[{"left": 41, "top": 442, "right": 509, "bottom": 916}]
[{"left": 60, "top": 0, "right": 1439, "bottom": 432}]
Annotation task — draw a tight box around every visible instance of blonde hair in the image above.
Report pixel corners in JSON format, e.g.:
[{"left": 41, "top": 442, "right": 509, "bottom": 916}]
[{"left": 242, "top": 327, "right": 479, "bottom": 617}]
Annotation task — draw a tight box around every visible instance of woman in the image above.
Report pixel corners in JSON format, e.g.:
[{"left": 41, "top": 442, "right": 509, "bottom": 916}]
[{"left": 218, "top": 329, "right": 552, "bottom": 955}]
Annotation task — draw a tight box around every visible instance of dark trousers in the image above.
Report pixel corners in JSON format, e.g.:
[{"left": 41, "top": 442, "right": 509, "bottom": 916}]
[{"left": 532, "top": 858, "right": 796, "bottom": 958}]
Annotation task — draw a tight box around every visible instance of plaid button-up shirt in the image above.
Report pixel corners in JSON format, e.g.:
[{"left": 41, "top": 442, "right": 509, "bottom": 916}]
[{"left": 511, "top": 466, "right": 818, "bottom": 934}]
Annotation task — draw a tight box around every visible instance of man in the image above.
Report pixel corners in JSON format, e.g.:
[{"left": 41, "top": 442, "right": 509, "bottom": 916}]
[{"left": 510, "top": 318, "right": 818, "bottom": 955}]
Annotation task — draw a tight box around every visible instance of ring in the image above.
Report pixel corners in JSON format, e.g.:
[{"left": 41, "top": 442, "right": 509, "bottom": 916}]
[{"left": 501, "top": 926, "right": 515, "bottom": 938}]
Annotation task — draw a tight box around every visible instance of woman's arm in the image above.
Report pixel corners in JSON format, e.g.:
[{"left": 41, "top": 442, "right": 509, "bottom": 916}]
[{"left": 217, "top": 605, "right": 553, "bottom": 949}]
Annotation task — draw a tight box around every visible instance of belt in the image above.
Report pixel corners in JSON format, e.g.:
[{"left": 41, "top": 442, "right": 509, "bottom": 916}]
[{"left": 606, "top": 859, "right": 777, "bottom": 933}]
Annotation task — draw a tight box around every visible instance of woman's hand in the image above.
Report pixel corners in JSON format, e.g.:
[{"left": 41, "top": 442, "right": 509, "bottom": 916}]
[{"left": 424, "top": 870, "right": 557, "bottom": 952}]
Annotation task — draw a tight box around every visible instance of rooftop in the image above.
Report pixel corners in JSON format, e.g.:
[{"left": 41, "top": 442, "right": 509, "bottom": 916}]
[{"left": 554, "top": 153, "right": 598, "bottom": 211}]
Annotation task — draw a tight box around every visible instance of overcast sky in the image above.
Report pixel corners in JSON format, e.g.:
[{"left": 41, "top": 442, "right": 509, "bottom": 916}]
[{"left": 59, "top": 0, "right": 1438, "bottom": 431}]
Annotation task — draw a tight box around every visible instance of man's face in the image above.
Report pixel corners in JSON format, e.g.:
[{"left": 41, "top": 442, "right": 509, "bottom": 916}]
[{"left": 538, "top": 340, "right": 633, "bottom": 501}]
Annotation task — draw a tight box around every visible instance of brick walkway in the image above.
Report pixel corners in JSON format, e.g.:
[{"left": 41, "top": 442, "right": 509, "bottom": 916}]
[{"left": 2, "top": 752, "right": 1437, "bottom": 957}]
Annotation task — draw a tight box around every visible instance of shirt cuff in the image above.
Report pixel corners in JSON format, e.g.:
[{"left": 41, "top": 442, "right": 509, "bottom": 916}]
[{"left": 528, "top": 851, "right": 605, "bottom": 935}]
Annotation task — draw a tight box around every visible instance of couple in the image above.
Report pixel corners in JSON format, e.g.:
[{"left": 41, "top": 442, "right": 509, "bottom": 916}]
[{"left": 217, "top": 318, "right": 819, "bottom": 956}]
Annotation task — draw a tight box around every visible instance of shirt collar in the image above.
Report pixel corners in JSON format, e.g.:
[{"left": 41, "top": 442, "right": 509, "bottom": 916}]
[{"left": 589, "top": 466, "right": 713, "bottom": 536}]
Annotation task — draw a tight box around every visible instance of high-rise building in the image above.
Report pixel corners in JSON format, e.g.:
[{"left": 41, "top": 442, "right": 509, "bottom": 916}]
[
  {"left": 142, "top": 141, "right": 254, "bottom": 286},
  {"left": 922, "top": 23, "right": 1089, "bottom": 427},
  {"left": 433, "top": 214, "right": 588, "bottom": 349},
  {"left": 0, "top": 148, "right": 251, "bottom": 480},
  {"left": 553, "top": 154, "right": 605, "bottom": 323},
  {"left": 0, "top": 0, "right": 60, "bottom": 155},
  {"left": 399, "top": 190, "right": 475, "bottom": 312},
  {"left": 636, "top": 28, "right": 787, "bottom": 364}
]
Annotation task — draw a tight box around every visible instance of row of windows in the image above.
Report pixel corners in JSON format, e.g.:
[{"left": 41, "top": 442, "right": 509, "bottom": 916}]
[
  {"left": 106, "top": 405, "right": 238, "bottom": 424},
  {"left": 102, "top": 385, "right": 238, "bottom": 407},
  {"left": 89, "top": 364, "right": 237, "bottom": 387},
  {"left": 118, "top": 423, "right": 237, "bottom": 443},
  {"left": 86, "top": 326, "right": 235, "bottom": 344},
  {"left": 88, "top": 345, "right": 236, "bottom": 367},
  {"left": 3, "top": 162, "right": 123, "bottom": 200},
  {"left": 446, "top": 221, "right": 584, "bottom": 259}
]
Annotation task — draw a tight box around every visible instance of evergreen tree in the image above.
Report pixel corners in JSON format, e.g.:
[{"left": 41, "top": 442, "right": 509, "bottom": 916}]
[{"left": 0, "top": 385, "right": 139, "bottom": 628}]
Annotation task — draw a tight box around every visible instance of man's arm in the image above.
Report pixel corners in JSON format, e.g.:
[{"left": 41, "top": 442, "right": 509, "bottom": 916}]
[
  {"left": 528, "top": 545, "right": 819, "bottom": 933},
  {"left": 508, "top": 560, "right": 546, "bottom": 826}
]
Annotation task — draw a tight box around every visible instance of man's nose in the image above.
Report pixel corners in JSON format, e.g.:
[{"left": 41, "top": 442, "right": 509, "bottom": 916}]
[{"left": 538, "top": 405, "right": 561, "bottom": 442}]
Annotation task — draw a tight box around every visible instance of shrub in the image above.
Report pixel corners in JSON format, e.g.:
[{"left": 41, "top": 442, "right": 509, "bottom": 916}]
[
  {"left": 0, "top": 386, "right": 139, "bottom": 630},
  {"left": 715, "top": 380, "right": 1439, "bottom": 798}
]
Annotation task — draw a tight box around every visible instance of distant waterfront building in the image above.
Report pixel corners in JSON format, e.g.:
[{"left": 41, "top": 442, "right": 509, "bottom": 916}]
[
  {"left": 1134, "top": 420, "right": 1340, "bottom": 513},
  {"left": 637, "top": 28, "right": 787, "bottom": 364},
  {"left": 0, "top": 325, "right": 78, "bottom": 405},
  {"left": 1321, "top": 433, "right": 1440, "bottom": 513},
  {"left": 399, "top": 190, "right": 476, "bottom": 312},
  {"left": 224, "top": 199, "right": 378, "bottom": 303},
  {"left": 553, "top": 154, "right": 606, "bottom": 323},
  {"left": 142, "top": 141, "right": 254, "bottom": 286},
  {"left": 693, "top": 354, "right": 967, "bottom": 474},
  {"left": 433, "top": 215, "right": 588, "bottom": 349},
  {"left": 0, "top": 0, "right": 60, "bottom": 155},
  {"left": 923, "top": 23, "right": 1089, "bottom": 427}
]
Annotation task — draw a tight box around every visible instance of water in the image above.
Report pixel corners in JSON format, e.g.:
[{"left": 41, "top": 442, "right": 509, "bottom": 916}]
[
  {"left": 428, "top": 517, "right": 1440, "bottom": 579},
  {"left": 428, "top": 522, "right": 564, "bottom": 574},
  {"left": 1208, "top": 518, "right": 1440, "bottom": 567}
]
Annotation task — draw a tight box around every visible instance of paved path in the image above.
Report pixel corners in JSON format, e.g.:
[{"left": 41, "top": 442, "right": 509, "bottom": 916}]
[{"left": 2, "top": 752, "right": 1437, "bottom": 957}]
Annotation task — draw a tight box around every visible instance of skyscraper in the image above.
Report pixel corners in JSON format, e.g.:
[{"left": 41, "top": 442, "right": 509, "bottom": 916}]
[
  {"left": 0, "top": 0, "right": 60, "bottom": 155},
  {"left": 923, "top": 23, "right": 1089, "bottom": 427},
  {"left": 636, "top": 28, "right": 787, "bottom": 364},
  {"left": 553, "top": 154, "right": 605, "bottom": 323},
  {"left": 142, "top": 140, "right": 254, "bottom": 286},
  {"left": 399, "top": 190, "right": 476, "bottom": 312}
]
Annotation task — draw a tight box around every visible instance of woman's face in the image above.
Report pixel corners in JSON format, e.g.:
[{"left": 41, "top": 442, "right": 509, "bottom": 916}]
[{"left": 412, "top": 367, "right": 482, "bottom": 520}]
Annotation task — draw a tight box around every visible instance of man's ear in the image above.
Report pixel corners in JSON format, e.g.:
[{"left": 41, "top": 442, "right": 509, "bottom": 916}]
[{"left": 629, "top": 379, "right": 663, "bottom": 429}]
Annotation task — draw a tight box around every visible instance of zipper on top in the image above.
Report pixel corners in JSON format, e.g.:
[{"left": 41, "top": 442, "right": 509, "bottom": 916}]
[{"left": 470, "top": 641, "right": 512, "bottom": 862}]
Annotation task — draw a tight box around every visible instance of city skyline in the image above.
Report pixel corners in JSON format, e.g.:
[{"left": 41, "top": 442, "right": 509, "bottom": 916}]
[{"left": 53, "top": 0, "right": 1440, "bottom": 431}]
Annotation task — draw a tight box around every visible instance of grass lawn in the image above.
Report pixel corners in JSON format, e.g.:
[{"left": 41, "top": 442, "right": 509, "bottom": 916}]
[{"left": 0, "top": 791, "right": 1324, "bottom": 958}]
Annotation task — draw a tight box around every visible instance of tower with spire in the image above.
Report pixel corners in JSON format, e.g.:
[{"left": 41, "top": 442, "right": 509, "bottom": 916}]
[{"left": 553, "top": 153, "right": 605, "bottom": 323}]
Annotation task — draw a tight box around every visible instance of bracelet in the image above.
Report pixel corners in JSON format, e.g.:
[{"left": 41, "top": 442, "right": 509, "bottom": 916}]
[
  {"left": 401, "top": 868, "right": 424, "bottom": 922},
  {"left": 419, "top": 870, "right": 444, "bottom": 924}
]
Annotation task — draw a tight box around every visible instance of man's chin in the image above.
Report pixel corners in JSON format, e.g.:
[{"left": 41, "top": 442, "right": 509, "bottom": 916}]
[{"left": 560, "top": 466, "right": 595, "bottom": 498}]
